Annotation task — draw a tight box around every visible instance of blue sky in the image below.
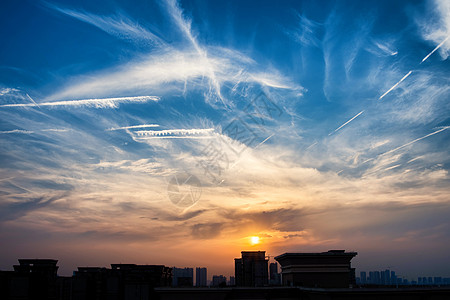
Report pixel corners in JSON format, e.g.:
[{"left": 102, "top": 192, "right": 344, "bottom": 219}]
[{"left": 0, "top": 0, "right": 449, "bottom": 279}]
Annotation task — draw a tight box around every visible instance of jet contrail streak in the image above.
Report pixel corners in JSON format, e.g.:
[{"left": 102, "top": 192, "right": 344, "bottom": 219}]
[
  {"left": 382, "top": 127, "right": 449, "bottom": 156},
  {"left": 108, "top": 124, "right": 160, "bottom": 131},
  {"left": 0, "top": 96, "right": 160, "bottom": 108},
  {"left": 329, "top": 110, "right": 364, "bottom": 135},
  {"left": 0, "top": 129, "right": 34, "bottom": 134},
  {"left": 135, "top": 128, "right": 214, "bottom": 136},
  {"left": 379, "top": 71, "right": 412, "bottom": 100},
  {"left": 254, "top": 134, "right": 275, "bottom": 149},
  {"left": 421, "top": 36, "right": 449, "bottom": 63}
]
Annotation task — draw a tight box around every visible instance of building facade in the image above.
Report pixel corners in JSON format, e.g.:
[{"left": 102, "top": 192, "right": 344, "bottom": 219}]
[
  {"left": 172, "top": 267, "right": 193, "bottom": 287},
  {"left": 195, "top": 267, "right": 207, "bottom": 287},
  {"left": 275, "top": 250, "right": 357, "bottom": 288},
  {"left": 234, "top": 251, "right": 268, "bottom": 287}
]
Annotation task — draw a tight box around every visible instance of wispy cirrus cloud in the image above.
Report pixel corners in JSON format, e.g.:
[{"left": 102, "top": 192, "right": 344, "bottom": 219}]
[
  {"left": 45, "top": 2, "right": 164, "bottom": 46},
  {"left": 417, "top": 0, "right": 450, "bottom": 60}
]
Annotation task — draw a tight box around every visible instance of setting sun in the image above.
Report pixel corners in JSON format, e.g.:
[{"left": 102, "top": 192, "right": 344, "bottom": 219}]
[{"left": 250, "top": 236, "right": 260, "bottom": 245}]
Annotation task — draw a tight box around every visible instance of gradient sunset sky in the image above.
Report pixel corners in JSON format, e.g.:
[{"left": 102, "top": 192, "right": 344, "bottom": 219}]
[{"left": 1, "top": 0, "right": 449, "bottom": 280}]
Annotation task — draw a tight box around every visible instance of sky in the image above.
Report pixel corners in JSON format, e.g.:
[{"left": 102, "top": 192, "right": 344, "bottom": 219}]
[{"left": 0, "top": 0, "right": 449, "bottom": 280}]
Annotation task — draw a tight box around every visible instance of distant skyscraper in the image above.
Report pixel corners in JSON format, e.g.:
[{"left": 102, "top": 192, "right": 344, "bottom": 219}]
[
  {"left": 195, "top": 267, "right": 207, "bottom": 287},
  {"left": 374, "top": 271, "right": 381, "bottom": 284},
  {"left": 385, "top": 269, "right": 391, "bottom": 285},
  {"left": 391, "top": 271, "right": 396, "bottom": 285},
  {"left": 235, "top": 251, "right": 268, "bottom": 287},
  {"left": 360, "top": 271, "right": 367, "bottom": 284}
]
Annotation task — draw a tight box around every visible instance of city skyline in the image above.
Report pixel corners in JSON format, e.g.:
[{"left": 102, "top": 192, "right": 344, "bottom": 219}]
[{"left": 1, "top": 0, "right": 449, "bottom": 280}]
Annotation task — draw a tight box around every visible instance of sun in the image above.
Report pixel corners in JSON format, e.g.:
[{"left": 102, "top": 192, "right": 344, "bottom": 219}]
[{"left": 250, "top": 236, "right": 260, "bottom": 245}]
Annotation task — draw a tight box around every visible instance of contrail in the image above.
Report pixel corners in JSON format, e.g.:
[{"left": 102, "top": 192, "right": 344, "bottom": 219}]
[
  {"left": 254, "top": 134, "right": 275, "bottom": 149},
  {"left": 379, "top": 71, "right": 412, "bottom": 100},
  {"left": 135, "top": 128, "right": 214, "bottom": 136},
  {"left": 329, "top": 110, "right": 364, "bottom": 135},
  {"left": 107, "top": 124, "right": 160, "bottom": 131},
  {"left": 136, "top": 136, "right": 214, "bottom": 139},
  {"left": 0, "top": 129, "right": 69, "bottom": 134},
  {"left": 305, "top": 141, "right": 318, "bottom": 150},
  {"left": 421, "top": 36, "right": 449, "bottom": 63},
  {"left": 384, "top": 164, "right": 401, "bottom": 171},
  {"left": 134, "top": 128, "right": 215, "bottom": 139},
  {"left": 26, "top": 94, "right": 40, "bottom": 108},
  {"left": 382, "top": 127, "right": 449, "bottom": 157},
  {"left": 0, "top": 129, "right": 34, "bottom": 134},
  {"left": 0, "top": 96, "right": 160, "bottom": 108}
]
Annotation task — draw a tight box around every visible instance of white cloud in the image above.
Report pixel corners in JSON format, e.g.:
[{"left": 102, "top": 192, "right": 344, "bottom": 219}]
[
  {"left": 45, "top": 2, "right": 164, "bottom": 45},
  {"left": 418, "top": 0, "right": 450, "bottom": 60}
]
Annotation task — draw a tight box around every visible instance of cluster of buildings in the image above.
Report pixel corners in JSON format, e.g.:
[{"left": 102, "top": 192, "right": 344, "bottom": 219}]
[
  {"left": 357, "top": 270, "right": 450, "bottom": 286},
  {"left": 12, "top": 249, "right": 450, "bottom": 299},
  {"left": 172, "top": 267, "right": 234, "bottom": 287}
]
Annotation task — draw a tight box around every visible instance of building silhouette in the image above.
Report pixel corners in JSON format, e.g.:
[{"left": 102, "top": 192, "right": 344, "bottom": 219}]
[
  {"left": 211, "top": 275, "right": 227, "bottom": 287},
  {"left": 72, "top": 264, "right": 172, "bottom": 299},
  {"left": 0, "top": 259, "right": 59, "bottom": 300},
  {"left": 234, "top": 251, "right": 268, "bottom": 287},
  {"left": 195, "top": 267, "right": 207, "bottom": 287},
  {"left": 2, "top": 256, "right": 450, "bottom": 299},
  {"left": 172, "top": 267, "right": 193, "bottom": 287},
  {"left": 269, "top": 262, "right": 281, "bottom": 285},
  {"left": 275, "top": 250, "right": 357, "bottom": 288},
  {"left": 229, "top": 276, "right": 235, "bottom": 286}
]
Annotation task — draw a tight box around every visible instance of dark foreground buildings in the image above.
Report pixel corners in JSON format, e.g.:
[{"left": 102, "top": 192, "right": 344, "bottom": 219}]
[
  {"left": 275, "top": 250, "right": 358, "bottom": 288},
  {"left": 0, "top": 259, "right": 59, "bottom": 299},
  {"left": 2, "top": 255, "right": 450, "bottom": 300},
  {"left": 0, "top": 259, "right": 172, "bottom": 300},
  {"left": 234, "top": 251, "right": 268, "bottom": 287}
]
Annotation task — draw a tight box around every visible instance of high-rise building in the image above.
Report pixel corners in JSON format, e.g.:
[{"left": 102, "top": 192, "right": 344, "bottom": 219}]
[
  {"left": 234, "top": 251, "right": 268, "bottom": 287},
  {"left": 172, "top": 267, "right": 193, "bottom": 287},
  {"left": 275, "top": 250, "right": 358, "bottom": 288},
  {"left": 391, "top": 271, "right": 396, "bottom": 285},
  {"left": 195, "top": 267, "right": 207, "bottom": 287},
  {"left": 360, "top": 271, "right": 367, "bottom": 284},
  {"left": 374, "top": 271, "right": 381, "bottom": 284},
  {"left": 384, "top": 270, "right": 391, "bottom": 285}
]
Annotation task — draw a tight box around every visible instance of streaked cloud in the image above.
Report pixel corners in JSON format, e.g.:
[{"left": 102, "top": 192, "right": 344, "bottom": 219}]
[{"left": 45, "top": 2, "right": 164, "bottom": 46}]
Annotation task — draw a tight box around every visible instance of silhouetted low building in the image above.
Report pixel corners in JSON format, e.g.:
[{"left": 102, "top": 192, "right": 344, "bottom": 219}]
[
  {"left": 73, "top": 264, "right": 172, "bottom": 300},
  {"left": 0, "top": 259, "right": 59, "bottom": 300},
  {"left": 212, "top": 275, "right": 227, "bottom": 287},
  {"left": 235, "top": 251, "right": 268, "bottom": 287},
  {"left": 229, "top": 276, "right": 235, "bottom": 286},
  {"left": 275, "top": 250, "right": 357, "bottom": 288}
]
